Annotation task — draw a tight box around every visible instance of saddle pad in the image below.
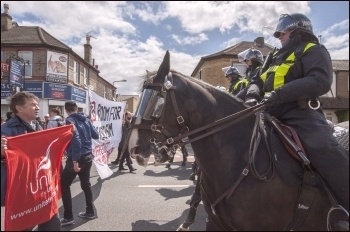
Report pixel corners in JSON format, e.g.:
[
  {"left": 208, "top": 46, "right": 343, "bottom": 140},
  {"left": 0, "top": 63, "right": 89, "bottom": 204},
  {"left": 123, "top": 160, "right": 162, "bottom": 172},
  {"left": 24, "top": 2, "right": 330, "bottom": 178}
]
[{"left": 269, "top": 127, "right": 303, "bottom": 187}]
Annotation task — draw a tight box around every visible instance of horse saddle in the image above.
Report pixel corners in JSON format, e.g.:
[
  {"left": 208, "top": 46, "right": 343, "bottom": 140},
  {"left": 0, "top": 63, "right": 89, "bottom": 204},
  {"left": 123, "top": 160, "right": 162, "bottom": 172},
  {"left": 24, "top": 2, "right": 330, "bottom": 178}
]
[{"left": 265, "top": 119, "right": 305, "bottom": 187}]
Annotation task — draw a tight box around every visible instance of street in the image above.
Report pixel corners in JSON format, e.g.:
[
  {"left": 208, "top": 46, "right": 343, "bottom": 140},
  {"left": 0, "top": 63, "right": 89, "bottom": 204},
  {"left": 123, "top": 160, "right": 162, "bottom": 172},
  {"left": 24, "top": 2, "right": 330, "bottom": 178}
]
[{"left": 1, "top": 144, "right": 207, "bottom": 231}]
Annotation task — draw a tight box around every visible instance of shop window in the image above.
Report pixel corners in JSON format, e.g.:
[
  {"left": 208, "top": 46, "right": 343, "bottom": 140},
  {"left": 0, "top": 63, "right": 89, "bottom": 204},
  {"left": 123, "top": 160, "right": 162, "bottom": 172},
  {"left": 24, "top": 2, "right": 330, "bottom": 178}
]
[{"left": 73, "top": 61, "right": 80, "bottom": 84}]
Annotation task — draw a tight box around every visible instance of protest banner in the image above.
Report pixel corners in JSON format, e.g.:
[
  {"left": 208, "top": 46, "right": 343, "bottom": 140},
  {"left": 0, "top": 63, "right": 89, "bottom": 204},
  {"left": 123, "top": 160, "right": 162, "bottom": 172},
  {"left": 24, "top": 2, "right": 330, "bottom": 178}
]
[
  {"left": 4, "top": 125, "right": 73, "bottom": 231},
  {"left": 88, "top": 89, "right": 126, "bottom": 179}
]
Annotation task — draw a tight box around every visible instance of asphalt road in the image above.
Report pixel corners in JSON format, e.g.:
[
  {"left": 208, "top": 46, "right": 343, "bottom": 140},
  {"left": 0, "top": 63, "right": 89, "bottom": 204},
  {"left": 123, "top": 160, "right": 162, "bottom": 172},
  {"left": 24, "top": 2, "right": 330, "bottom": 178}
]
[{"left": 1, "top": 144, "right": 207, "bottom": 231}]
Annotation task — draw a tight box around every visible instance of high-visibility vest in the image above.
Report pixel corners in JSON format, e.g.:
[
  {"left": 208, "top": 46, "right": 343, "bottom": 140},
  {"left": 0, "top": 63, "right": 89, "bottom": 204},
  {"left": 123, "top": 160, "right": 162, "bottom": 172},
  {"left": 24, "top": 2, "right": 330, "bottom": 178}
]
[
  {"left": 260, "top": 43, "right": 317, "bottom": 91},
  {"left": 233, "top": 78, "right": 248, "bottom": 91}
]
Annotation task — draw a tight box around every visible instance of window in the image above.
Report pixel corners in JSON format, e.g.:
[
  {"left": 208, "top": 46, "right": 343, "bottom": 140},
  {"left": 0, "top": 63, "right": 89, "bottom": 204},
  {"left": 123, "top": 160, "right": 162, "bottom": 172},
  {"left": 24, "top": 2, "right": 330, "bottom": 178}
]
[
  {"left": 83, "top": 67, "right": 88, "bottom": 85},
  {"left": 73, "top": 60, "right": 80, "bottom": 84},
  {"left": 231, "top": 63, "right": 247, "bottom": 75},
  {"left": 103, "top": 85, "right": 106, "bottom": 98},
  {"left": 18, "top": 51, "right": 33, "bottom": 78}
]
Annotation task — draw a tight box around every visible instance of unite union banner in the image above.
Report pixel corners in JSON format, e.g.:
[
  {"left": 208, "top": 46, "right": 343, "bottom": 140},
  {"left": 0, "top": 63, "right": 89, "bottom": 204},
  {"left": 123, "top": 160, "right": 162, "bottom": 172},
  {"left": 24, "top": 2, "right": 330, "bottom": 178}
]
[{"left": 4, "top": 125, "right": 73, "bottom": 231}]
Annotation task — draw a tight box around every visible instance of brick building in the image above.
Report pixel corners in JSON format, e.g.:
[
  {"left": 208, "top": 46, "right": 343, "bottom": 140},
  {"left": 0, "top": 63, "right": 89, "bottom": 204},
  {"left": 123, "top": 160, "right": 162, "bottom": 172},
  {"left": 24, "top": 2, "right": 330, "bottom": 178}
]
[
  {"left": 1, "top": 3, "right": 116, "bottom": 118},
  {"left": 191, "top": 37, "right": 349, "bottom": 123}
]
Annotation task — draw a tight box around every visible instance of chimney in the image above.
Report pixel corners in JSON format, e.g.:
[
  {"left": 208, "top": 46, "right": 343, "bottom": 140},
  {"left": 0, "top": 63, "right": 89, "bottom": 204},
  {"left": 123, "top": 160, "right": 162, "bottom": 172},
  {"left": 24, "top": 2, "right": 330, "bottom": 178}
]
[
  {"left": 84, "top": 35, "right": 92, "bottom": 64},
  {"left": 254, "top": 37, "right": 264, "bottom": 47},
  {"left": 1, "top": 3, "right": 13, "bottom": 32}
]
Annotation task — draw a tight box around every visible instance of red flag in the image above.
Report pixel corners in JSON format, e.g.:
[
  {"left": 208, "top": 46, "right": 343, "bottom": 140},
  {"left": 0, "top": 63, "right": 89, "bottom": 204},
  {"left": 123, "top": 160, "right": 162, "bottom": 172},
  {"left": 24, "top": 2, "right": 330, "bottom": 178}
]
[{"left": 4, "top": 125, "right": 73, "bottom": 231}]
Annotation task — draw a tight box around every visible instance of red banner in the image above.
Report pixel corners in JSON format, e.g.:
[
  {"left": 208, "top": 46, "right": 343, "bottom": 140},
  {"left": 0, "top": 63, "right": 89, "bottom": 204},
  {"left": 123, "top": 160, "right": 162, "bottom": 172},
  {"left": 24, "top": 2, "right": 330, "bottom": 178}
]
[{"left": 4, "top": 125, "right": 73, "bottom": 231}]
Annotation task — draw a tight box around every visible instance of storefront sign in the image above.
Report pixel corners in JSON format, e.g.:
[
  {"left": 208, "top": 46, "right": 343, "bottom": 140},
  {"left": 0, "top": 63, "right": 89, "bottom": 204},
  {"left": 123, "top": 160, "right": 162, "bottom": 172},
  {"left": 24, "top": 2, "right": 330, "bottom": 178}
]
[
  {"left": 1, "top": 82, "right": 43, "bottom": 98},
  {"left": 9, "top": 60, "right": 24, "bottom": 88}
]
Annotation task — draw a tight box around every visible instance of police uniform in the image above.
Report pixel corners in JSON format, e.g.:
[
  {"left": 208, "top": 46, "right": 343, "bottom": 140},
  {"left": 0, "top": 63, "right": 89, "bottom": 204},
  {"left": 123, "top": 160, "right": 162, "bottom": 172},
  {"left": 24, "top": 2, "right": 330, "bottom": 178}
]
[{"left": 246, "top": 14, "right": 349, "bottom": 212}]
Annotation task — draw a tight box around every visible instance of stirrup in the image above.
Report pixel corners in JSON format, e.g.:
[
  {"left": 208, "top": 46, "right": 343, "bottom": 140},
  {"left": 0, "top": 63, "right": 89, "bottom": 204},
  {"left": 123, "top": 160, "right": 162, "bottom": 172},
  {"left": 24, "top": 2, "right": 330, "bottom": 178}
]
[{"left": 327, "top": 205, "right": 349, "bottom": 231}]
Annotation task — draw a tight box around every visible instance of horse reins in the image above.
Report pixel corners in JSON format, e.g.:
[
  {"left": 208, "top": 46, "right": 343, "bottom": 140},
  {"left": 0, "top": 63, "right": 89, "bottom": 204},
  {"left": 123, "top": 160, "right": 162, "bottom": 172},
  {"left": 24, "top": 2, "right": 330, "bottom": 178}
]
[{"left": 129, "top": 73, "right": 267, "bottom": 155}]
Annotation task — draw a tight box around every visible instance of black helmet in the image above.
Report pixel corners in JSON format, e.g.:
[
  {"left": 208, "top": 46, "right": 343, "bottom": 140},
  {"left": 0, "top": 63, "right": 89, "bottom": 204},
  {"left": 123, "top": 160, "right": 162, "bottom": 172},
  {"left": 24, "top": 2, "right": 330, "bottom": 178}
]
[
  {"left": 225, "top": 66, "right": 240, "bottom": 78},
  {"left": 273, "top": 13, "right": 313, "bottom": 38},
  {"left": 238, "top": 48, "right": 263, "bottom": 65}
]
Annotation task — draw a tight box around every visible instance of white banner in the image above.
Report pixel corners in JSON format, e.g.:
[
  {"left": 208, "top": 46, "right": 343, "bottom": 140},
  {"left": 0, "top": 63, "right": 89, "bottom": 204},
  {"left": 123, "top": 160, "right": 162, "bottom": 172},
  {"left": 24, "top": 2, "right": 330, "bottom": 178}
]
[{"left": 88, "top": 89, "right": 126, "bottom": 179}]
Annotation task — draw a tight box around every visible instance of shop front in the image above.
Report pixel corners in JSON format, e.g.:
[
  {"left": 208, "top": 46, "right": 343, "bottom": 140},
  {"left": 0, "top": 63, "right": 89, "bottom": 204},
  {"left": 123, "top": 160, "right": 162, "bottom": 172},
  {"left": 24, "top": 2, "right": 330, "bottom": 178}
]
[{"left": 1, "top": 82, "right": 87, "bottom": 119}]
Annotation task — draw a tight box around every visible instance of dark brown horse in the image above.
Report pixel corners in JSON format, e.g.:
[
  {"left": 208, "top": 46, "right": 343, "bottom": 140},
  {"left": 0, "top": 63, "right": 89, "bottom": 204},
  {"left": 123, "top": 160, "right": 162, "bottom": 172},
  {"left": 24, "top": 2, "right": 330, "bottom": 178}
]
[{"left": 127, "top": 51, "right": 347, "bottom": 230}]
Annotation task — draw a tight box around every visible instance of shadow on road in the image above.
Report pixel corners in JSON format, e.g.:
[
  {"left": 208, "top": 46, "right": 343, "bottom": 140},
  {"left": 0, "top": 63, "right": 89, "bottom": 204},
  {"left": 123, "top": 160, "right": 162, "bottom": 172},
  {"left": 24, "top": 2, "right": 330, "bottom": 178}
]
[
  {"left": 131, "top": 204, "right": 207, "bottom": 231},
  {"left": 155, "top": 185, "right": 195, "bottom": 201},
  {"left": 59, "top": 171, "right": 122, "bottom": 231},
  {"left": 143, "top": 164, "right": 192, "bottom": 181}
]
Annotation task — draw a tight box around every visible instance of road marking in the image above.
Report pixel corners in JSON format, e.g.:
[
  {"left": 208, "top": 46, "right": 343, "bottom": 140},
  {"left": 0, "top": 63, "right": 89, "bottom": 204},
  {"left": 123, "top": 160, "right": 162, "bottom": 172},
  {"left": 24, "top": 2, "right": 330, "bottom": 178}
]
[{"left": 138, "top": 185, "right": 191, "bottom": 188}]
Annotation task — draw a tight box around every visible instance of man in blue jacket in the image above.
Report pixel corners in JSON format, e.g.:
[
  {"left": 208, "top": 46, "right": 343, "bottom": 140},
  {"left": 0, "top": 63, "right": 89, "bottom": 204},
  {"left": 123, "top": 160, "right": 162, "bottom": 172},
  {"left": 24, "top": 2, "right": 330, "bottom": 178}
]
[
  {"left": 1, "top": 92, "right": 61, "bottom": 230},
  {"left": 60, "top": 101, "right": 99, "bottom": 226}
]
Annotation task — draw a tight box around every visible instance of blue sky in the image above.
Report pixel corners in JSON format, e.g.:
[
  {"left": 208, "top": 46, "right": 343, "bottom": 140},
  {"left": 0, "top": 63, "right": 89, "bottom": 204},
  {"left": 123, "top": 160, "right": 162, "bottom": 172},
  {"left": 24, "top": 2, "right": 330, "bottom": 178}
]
[{"left": 2, "top": 1, "right": 349, "bottom": 95}]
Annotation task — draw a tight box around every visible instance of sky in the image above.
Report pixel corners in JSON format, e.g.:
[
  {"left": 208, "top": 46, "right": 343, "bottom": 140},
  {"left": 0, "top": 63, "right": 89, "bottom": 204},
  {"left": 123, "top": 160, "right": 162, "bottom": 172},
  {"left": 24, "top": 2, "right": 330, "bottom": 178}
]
[{"left": 2, "top": 1, "right": 349, "bottom": 95}]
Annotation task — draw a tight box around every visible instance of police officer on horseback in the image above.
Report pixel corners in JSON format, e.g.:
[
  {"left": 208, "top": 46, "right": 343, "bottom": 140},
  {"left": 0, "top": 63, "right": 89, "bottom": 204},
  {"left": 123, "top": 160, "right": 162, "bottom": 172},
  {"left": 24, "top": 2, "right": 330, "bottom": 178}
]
[
  {"left": 224, "top": 66, "right": 248, "bottom": 98},
  {"left": 244, "top": 13, "right": 349, "bottom": 220},
  {"left": 236, "top": 48, "right": 264, "bottom": 102}
]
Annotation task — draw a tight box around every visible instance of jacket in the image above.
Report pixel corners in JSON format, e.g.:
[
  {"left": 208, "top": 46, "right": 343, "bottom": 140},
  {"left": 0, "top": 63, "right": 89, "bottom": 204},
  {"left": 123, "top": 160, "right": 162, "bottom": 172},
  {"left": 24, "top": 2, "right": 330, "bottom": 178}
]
[
  {"left": 1, "top": 115, "right": 42, "bottom": 137},
  {"left": 46, "top": 115, "right": 63, "bottom": 129},
  {"left": 65, "top": 112, "right": 99, "bottom": 161},
  {"left": 246, "top": 40, "right": 332, "bottom": 113}
]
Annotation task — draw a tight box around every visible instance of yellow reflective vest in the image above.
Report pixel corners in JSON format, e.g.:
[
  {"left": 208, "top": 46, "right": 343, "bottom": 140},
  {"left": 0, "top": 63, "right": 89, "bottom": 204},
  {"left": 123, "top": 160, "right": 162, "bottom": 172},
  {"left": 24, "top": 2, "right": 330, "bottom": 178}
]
[{"left": 260, "top": 43, "right": 317, "bottom": 91}]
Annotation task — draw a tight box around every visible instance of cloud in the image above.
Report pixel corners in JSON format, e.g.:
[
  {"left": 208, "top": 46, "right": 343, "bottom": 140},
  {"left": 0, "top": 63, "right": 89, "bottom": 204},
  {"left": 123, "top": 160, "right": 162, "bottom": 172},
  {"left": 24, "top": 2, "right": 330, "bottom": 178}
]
[
  {"left": 2, "top": 1, "right": 348, "bottom": 95},
  {"left": 170, "top": 33, "right": 208, "bottom": 46}
]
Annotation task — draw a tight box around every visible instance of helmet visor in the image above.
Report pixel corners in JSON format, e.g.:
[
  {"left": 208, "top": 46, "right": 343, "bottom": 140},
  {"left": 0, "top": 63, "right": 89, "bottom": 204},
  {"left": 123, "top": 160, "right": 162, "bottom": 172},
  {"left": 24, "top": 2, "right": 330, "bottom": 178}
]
[
  {"left": 221, "top": 66, "right": 231, "bottom": 77},
  {"left": 238, "top": 48, "right": 252, "bottom": 63}
]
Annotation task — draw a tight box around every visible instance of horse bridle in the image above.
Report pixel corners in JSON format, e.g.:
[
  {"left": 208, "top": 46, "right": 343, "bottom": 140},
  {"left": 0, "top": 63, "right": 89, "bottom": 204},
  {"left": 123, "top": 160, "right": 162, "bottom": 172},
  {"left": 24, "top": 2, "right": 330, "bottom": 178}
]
[{"left": 128, "top": 72, "right": 267, "bottom": 160}]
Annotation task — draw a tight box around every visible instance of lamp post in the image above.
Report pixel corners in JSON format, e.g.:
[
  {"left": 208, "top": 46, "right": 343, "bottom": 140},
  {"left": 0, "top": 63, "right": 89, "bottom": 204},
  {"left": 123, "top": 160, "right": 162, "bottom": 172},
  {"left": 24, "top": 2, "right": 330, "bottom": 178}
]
[{"left": 113, "top": 79, "right": 127, "bottom": 100}]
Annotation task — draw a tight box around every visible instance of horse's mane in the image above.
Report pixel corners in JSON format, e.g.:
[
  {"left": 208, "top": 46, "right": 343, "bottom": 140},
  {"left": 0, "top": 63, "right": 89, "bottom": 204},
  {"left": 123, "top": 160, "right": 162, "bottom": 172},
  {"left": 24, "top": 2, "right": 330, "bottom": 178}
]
[{"left": 139, "top": 69, "right": 245, "bottom": 105}]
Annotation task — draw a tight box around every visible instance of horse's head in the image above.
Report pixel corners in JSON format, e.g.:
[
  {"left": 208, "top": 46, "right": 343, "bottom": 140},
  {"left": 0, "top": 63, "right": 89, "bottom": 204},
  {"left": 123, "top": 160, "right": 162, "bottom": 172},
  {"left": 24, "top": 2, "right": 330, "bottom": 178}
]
[
  {"left": 128, "top": 51, "right": 180, "bottom": 166},
  {"left": 128, "top": 50, "right": 247, "bottom": 167}
]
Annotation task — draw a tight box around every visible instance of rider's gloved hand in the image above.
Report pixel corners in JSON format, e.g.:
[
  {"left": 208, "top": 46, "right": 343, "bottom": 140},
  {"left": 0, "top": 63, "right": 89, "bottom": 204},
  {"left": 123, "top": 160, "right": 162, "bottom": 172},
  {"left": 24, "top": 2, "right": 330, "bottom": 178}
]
[
  {"left": 244, "top": 98, "right": 258, "bottom": 107},
  {"left": 262, "top": 91, "right": 281, "bottom": 106}
]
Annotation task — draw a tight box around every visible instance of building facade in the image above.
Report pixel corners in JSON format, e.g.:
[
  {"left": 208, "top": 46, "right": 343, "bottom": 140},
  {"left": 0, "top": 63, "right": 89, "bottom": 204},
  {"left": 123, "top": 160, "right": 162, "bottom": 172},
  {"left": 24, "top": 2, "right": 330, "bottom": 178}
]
[
  {"left": 1, "top": 3, "right": 116, "bottom": 119},
  {"left": 191, "top": 37, "right": 349, "bottom": 123}
]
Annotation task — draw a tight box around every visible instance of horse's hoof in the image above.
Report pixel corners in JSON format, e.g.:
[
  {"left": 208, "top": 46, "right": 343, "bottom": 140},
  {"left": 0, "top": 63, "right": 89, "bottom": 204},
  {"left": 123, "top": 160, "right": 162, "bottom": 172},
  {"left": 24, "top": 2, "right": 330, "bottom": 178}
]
[
  {"left": 176, "top": 224, "right": 189, "bottom": 231},
  {"left": 165, "top": 164, "right": 171, "bottom": 168}
]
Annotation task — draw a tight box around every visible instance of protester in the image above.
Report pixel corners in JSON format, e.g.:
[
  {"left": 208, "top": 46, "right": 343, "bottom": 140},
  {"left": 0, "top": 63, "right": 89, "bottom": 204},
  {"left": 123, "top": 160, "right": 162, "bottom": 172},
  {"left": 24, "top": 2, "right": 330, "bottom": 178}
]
[
  {"left": 60, "top": 100, "right": 99, "bottom": 226},
  {"left": 118, "top": 111, "right": 136, "bottom": 172},
  {"left": 1, "top": 92, "right": 61, "bottom": 231},
  {"left": 245, "top": 13, "right": 349, "bottom": 214},
  {"left": 44, "top": 113, "right": 50, "bottom": 129},
  {"left": 47, "top": 108, "right": 64, "bottom": 129}
]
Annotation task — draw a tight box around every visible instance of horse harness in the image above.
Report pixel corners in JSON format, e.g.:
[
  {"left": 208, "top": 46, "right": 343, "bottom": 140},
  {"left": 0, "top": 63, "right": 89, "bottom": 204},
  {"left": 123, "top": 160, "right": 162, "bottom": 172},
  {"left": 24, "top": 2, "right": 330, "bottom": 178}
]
[{"left": 130, "top": 72, "right": 346, "bottom": 230}]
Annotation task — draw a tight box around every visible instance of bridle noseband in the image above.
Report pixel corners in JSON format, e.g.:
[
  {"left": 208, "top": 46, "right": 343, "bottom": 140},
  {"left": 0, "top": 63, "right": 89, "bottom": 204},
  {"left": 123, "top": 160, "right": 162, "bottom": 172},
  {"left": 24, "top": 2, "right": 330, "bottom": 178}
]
[{"left": 130, "top": 72, "right": 267, "bottom": 160}]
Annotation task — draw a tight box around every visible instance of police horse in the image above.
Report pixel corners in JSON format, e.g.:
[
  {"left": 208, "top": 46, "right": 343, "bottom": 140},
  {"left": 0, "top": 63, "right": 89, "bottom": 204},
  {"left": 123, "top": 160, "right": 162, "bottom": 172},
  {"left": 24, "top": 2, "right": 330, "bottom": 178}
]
[{"left": 127, "top": 51, "right": 348, "bottom": 230}]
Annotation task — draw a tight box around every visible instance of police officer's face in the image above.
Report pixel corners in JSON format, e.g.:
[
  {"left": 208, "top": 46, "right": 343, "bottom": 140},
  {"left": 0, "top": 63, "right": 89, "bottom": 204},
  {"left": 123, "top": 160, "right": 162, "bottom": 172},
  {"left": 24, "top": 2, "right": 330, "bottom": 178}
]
[
  {"left": 278, "top": 31, "right": 292, "bottom": 46},
  {"left": 244, "top": 59, "right": 252, "bottom": 67}
]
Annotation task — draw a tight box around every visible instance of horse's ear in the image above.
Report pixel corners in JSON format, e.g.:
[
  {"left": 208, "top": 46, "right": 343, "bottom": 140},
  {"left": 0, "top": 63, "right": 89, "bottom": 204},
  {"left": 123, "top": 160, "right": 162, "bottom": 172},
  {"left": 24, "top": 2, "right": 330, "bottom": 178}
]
[{"left": 154, "top": 51, "right": 170, "bottom": 83}]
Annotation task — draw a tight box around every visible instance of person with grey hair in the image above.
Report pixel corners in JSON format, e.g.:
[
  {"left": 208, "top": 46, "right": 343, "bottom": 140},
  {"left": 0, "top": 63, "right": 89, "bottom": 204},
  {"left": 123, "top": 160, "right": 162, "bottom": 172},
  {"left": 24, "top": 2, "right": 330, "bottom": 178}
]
[{"left": 1, "top": 92, "right": 61, "bottom": 231}]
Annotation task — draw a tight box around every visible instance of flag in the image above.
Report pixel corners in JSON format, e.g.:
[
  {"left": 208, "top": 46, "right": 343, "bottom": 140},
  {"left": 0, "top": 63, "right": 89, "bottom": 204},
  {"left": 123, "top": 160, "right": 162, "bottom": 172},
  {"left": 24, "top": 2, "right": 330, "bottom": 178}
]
[{"left": 4, "top": 125, "right": 73, "bottom": 231}]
